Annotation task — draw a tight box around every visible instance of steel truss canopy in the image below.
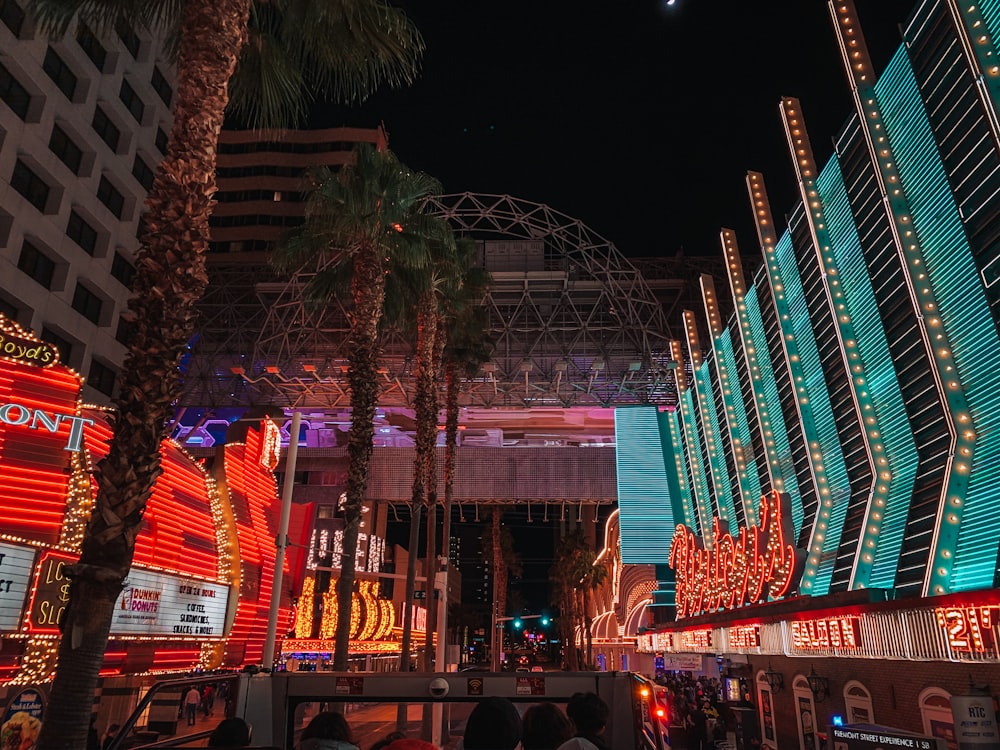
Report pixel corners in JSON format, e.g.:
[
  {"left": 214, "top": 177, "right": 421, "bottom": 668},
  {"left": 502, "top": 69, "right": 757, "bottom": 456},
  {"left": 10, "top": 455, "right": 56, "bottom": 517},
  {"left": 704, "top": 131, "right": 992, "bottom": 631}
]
[{"left": 182, "top": 193, "right": 679, "bottom": 411}]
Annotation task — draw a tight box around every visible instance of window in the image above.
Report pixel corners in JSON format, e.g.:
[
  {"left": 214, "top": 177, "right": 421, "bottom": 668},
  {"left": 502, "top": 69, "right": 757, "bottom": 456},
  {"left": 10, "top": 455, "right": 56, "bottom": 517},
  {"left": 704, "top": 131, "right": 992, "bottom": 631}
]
[
  {"left": 155, "top": 126, "right": 168, "bottom": 155},
  {"left": 151, "top": 66, "right": 172, "bottom": 106},
  {"left": 0, "top": 60, "right": 30, "bottom": 119},
  {"left": 115, "top": 315, "right": 136, "bottom": 345},
  {"left": 88, "top": 359, "right": 117, "bottom": 396},
  {"left": 11, "top": 160, "right": 50, "bottom": 212},
  {"left": 111, "top": 251, "right": 136, "bottom": 288},
  {"left": 76, "top": 25, "right": 107, "bottom": 72},
  {"left": 41, "top": 327, "right": 72, "bottom": 364},
  {"left": 0, "top": 0, "right": 25, "bottom": 36},
  {"left": 119, "top": 79, "right": 144, "bottom": 122},
  {"left": 92, "top": 105, "right": 120, "bottom": 151},
  {"left": 49, "top": 124, "right": 83, "bottom": 174},
  {"left": 132, "top": 154, "right": 155, "bottom": 190},
  {"left": 67, "top": 210, "right": 98, "bottom": 255},
  {"left": 116, "top": 21, "right": 140, "bottom": 59},
  {"left": 0, "top": 297, "right": 18, "bottom": 320},
  {"left": 17, "top": 240, "right": 55, "bottom": 288},
  {"left": 72, "top": 282, "right": 102, "bottom": 323},
  {"left": 97, "top": 176, "right": 125, "bottom": 219},
  {"left": 42, "top": 47, "right": 77, "bottom": 100}
]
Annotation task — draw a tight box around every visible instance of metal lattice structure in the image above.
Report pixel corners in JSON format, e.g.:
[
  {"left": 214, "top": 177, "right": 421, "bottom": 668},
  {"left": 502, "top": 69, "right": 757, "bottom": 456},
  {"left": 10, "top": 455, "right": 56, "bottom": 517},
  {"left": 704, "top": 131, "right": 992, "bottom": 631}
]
[{"left": 182, "top": 193, "right": 682, "bottom": 410}]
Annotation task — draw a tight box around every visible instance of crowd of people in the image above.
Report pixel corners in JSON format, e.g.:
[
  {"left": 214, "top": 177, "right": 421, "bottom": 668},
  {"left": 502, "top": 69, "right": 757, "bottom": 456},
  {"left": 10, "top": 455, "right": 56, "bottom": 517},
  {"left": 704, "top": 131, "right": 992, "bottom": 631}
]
[{"left": 653, "top": 672, "right": 730, "bottom": 750}]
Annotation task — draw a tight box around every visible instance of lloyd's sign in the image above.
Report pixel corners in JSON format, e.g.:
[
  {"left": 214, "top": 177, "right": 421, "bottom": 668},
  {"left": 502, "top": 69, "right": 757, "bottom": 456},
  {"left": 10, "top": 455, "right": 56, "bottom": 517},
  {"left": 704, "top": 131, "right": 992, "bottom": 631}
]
[{"left": 668, "top": 491, "right": 806, "bottom": 618}]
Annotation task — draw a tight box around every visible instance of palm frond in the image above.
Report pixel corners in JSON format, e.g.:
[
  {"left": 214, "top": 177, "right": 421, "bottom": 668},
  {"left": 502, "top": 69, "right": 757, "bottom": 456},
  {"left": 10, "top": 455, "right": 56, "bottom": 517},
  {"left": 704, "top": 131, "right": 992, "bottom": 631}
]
[{"left": 23, "top": 0, "right": 181, "bottom": 39}]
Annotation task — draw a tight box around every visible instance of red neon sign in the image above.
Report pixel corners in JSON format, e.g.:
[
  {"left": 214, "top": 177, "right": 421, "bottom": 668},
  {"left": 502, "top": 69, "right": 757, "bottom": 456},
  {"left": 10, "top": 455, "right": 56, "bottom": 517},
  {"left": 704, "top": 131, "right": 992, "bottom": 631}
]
[
  {"left": 936, "top": 605, "right": 1000, "bottom": 653},
  {"left": 669, "top": 491, "right": 805, "bottom": 618},
  {"left": 790, "top": 616, "right": 860, "bottom": 651},
  {"left": 679, "top": 629, "right": 712, "bottom": 649},
  {"left": 728, "top": 624, "right": 761, "bottom": 649}
]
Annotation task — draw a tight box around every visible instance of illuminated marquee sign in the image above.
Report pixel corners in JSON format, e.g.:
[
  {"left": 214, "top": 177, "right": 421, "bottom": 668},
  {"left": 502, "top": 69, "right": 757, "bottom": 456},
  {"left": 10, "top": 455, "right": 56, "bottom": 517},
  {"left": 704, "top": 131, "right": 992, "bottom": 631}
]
[
  {"left": 112, "top": 568, "right": 229, "bottom": 638},
  {"left": 678, "top": 629, "right": 712, "bottom": 650},
  {"left": 26, "top": 550, "right": 228, "bottom": 638},
  {"left": 0, "top": 543, "right": 37, "bottom": 632},
  {"left": 0, "top": 402, "right": 93, "bottom": 452},
  {"left": 790, "top": 616, "right": 860, "bottom": 651},
  {"left": 935, "top": 605, "right": 1000, "bottom": 653},
  {"left": 669, "top": 491, "right": 806, "bottom": 618},
  {"left": 0, "top": 327, "right": 57, "bottom": 367},
  {"left": 728, "top": 624, "right": 761, "bottom": 649}
]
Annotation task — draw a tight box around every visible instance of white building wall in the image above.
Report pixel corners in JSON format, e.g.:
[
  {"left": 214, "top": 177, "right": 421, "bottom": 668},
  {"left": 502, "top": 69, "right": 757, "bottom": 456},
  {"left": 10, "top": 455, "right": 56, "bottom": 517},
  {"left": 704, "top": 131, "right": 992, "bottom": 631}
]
[{"left": 0, "top": 2, "right": 174, "bottom": 403}]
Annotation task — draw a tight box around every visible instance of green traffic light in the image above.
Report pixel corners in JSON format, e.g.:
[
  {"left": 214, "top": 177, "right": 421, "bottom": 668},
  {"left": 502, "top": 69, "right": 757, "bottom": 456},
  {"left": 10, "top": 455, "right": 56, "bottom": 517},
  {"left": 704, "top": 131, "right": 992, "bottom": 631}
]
[
  {"left": 541, "top": 617, "right": 550, "bottom": 626},
  {"left": 513, "top": 619, "right": 523, "bottom": 629}
]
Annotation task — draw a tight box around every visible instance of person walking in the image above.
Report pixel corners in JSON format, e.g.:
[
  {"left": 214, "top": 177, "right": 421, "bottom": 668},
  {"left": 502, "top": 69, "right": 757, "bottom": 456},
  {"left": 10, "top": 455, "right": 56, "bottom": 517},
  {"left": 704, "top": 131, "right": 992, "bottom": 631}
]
[{"left": 184, "top": 686, "right": 202, "bottom": 727}]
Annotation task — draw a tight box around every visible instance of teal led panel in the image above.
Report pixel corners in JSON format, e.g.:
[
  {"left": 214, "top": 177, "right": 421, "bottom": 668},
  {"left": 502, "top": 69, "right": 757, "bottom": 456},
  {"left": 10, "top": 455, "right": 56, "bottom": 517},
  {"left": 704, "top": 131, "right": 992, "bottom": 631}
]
[
  {"left": 745, "top": 281, "right": 805, "bottom": 534},
  {"left": 879, "top": 48, "right": 1000, "bottom": 591},
  {"left": 614, "top": 406, "right": 680, "bottom": 565},
  {"left": 694, "top": 357, "right": 738, "bottom": 527},
  {"left": 817, "top": 157, "right": 919, "bottom": 590},
  {"left": 679, "top": 386, "right": 714, "bottom": 535},
  {"left": 979, "top": 0, "right": 1000, "bottom": 63},
  {"left": 771, "top": 228, "right": 850, "bottom": 595},
  {"left": 716, "top": 330, "right": 763, "bottom": 520}
]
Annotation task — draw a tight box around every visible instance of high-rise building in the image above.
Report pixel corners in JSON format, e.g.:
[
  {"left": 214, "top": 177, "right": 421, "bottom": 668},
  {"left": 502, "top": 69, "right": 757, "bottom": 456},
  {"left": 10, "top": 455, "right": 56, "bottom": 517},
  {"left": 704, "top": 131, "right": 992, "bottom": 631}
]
[
  {"left": 620, "top": 0, "right": 1000, "bottom": 746},
  {"left": 0, "top": 4, "right": 174, "bottom": 403}
]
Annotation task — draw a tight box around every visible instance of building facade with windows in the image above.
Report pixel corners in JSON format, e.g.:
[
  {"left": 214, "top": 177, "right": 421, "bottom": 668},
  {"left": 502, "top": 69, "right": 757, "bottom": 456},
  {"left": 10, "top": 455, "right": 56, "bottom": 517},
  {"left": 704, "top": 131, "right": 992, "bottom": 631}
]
[
  {"left": 619, "top": 1, "right": 1000, "bottom": 748},
  {"left": 0, "top": 0, "right": 174, "bottom": 403}
]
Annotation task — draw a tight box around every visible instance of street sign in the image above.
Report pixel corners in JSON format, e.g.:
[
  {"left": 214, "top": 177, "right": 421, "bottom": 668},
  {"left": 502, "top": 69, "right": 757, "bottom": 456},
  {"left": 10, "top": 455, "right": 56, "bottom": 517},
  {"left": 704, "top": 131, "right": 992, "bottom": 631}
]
[{"left": 414, "top": 590, "right": 426, "bottom": 600}]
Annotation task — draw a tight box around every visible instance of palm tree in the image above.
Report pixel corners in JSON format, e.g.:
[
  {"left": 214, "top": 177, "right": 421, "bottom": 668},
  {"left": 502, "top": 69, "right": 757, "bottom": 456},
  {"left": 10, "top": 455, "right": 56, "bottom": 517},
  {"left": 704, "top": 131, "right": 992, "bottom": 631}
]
[
  {"left": 274, "top": 144, "right": 445, "bottom": 670},
  {"left": 435, "top": 239, "right": 491, "bottom": 664},
  {"left": 380, "top": 219, "right": 460, "bottom": 674},
  {"left": 24, "top": 2, "right": 422, "bottom": 746},
  {"left": 580, "top": 558, "right": 608, "bottom": 668},
  {"left": 550, "top": 529, "right": 598, "bottom": 670}
]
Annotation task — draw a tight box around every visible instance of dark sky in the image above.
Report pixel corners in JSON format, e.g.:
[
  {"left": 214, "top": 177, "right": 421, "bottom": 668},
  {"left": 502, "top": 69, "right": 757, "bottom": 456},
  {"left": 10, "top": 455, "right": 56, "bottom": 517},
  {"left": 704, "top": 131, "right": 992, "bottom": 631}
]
[{"left": 318, "top": 0, "right": 918, "bottom": 259}]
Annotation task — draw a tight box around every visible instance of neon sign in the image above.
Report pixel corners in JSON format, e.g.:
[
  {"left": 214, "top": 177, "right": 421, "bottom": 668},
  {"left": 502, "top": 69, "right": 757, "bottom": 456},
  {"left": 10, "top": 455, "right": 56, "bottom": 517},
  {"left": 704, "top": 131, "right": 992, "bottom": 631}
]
[
  {"left": 789, "top": 616, "right": 860, "bottom": 651},
  {"left": 728, "top": 624, "right": 761, "bottom": 649},
  {"left": 0, "top": 402, "right": 93, "bottom": 452},
  {"left": 668, "top": 491, "right": 806, "bottom": 618},
  {"left": 679, "top": 629, "right": 712, "bottom": 649},
  {"left": 935, "top": 605, "right": 1000, "bottom": 653},
  {"left": 0, "top": 329, "right": 57, "bottom": 367}
]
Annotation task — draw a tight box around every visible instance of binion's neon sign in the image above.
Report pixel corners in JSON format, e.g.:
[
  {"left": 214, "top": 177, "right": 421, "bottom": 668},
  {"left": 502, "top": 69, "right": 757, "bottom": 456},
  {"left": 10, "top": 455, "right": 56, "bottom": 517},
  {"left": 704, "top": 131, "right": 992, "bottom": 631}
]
[
  {"left": 669, "top": 491, "right": 806, "bottom": 618},
  {"left": 0, "top": 402, "right": 93, "bottom": 452}
]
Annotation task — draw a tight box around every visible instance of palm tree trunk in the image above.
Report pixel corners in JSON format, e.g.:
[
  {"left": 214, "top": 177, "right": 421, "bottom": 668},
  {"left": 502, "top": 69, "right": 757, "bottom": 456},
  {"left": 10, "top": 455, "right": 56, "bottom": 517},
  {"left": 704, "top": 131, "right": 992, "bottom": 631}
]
[
  {"left": 334, "top": 250, "right": 385, "bottom": 670},
  {"left": 37, "top": 1, "right": 250, "bottom": 747},
  {"left": 422, "top": 305, "right": 446, "bottom": 672},
  {"left": 399, "top": 503, "right": 422, "bottom": 672}
]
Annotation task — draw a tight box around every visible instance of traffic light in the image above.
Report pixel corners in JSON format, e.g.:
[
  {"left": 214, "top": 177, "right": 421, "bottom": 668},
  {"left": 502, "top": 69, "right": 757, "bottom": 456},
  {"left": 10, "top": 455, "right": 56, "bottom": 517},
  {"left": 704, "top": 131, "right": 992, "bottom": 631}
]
[
  {"left": 540, "top": 616, "right": 550, "bottom": 626},
  {"left": 513, "top": 618, "right": 523, "bottom": 629}
]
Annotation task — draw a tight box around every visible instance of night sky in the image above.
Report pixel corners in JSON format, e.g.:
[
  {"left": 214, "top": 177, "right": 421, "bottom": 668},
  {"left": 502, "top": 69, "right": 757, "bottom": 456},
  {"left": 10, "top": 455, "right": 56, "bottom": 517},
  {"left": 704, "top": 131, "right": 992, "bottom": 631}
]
[
  {"left": 324, "top": 0, "right": 920, "bottom": 615},
  {"left": 317, "top": 0, "right": 918, "bottom": 260}
]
